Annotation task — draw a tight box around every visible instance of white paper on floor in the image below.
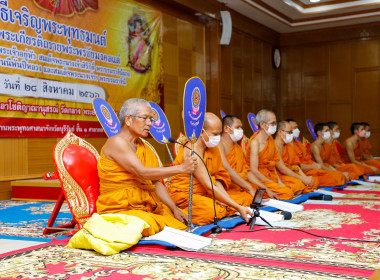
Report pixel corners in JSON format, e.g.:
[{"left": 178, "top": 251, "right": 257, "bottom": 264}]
[
  {"left": 145, "top": 226, "right": 212, "bottom": 251},
  {"left": 262, "top": 199, "right": 304, "bottom": 212},
  {"left": 368, "top": 176, "right": 380, "bottom": 183},
  {"left": 344, "top": 186, "right": 372, "bottom": 191},
  {"left": 303, "top": 200, "right": 340, "bottom": 205},
  {"left": 351, "top": 180, "right": 379, "bottom": 186},
  {"left": 315, "top": 189, "right": 346, "bottom": 197}
]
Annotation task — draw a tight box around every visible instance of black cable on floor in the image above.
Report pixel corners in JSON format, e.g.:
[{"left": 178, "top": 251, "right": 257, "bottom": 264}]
[{"left": 221, "top": 226, "right": 380, "bottom": 243}]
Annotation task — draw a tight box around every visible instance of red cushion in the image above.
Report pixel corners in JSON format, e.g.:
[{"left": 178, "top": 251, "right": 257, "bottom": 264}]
[
  {"left": 62, "top": 144, "right": 99, "bottom": 214},
  {"left": 305, "top": 142, "right": 311, "bottom": 151}
]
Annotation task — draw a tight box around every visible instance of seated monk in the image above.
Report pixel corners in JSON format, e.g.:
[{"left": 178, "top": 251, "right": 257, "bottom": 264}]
[
  {"left": 274, "top": 121, "right": 318, "bottom": 193},
  {"left": 96, "top": 98, "right": 198, "bottom": 236},
  {"left": 170, "top": 112, "right": 251, "bottom": 226},
  {"left": 310, "top": 123, "right": 353, "bottom": 181},
  {"left": 360, "top": 122, "right": 380, "bottom": 165},
  {"left": 322, "top": 122, "right": 364, "bottom": 179},
  {"left": 218, "top": 115, "right": 279, "bottom": 201},
  {"left": 246, "top": 110, "right": 298, "bottom": 200},
  {"left": 286, "top": 119, "right": 346, "bottom": 187},
  {"left": 341, "top": 122, "right": 380, "bottom": 174}
]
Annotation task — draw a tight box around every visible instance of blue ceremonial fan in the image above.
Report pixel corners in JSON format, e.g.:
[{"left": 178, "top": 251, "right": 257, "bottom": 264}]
[
  {"left": 306, "top": 119, "right": 317, "bottom": 140},
  {"left": 92, "top": 98, "right": 121, "bottom": 137},
  {"left": 183, "top": 76, "right": 206, "bottom": 142},
  {"left": 149, "top": 102, "right": 171, "bottom": 144},
  {"left": 220, "top": 110, "right": 226, "bottom": 118},
  {"left": 248, "top": 113, "right": 259, "bottom": 132}
]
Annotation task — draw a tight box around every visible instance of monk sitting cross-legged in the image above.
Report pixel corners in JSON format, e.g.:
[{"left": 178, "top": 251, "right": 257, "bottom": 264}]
[
  {"left": 169, "top": 112, "right": 251, "bottom": 226},
  {"left": 96, "top": 98, "right": 198, "bottom": 237},
  {"left": 320, "top": 122, "right": 364, "bottom": 180},
  {"left": 246, "top": 110, "right": 296, "bottom": 200},
  {"left": 274, "top": 121, "right": 318, "bottom": 193},
  {"left": 218, "top": 115, "right": 279, "bottom": 202},
  {"left": 310, "top": 123, "right": 354, "bottom": 182},
  {"left": 286, "top": 119, "right": 346, "bottom": 187},
  {"left": 360, "top": 122, "right": 380, "bottom": 168},
  {"left": 341, "top": 123, "right": 380, "bottom": 175}
]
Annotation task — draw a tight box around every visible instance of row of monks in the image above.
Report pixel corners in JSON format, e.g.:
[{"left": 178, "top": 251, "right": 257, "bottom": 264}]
[{"left": 94, "top": 98, "right": 380, "bottom": 236}]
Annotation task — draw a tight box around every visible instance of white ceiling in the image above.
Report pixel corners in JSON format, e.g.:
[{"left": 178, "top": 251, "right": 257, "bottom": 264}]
[{"left": 218, "top": 0, "right": 380, "bottom": 33}]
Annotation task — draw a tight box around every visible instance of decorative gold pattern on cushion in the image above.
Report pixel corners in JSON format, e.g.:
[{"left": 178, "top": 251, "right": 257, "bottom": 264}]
[
  {"left": 240, "top": 135, "right": 249, "bottom": 157},
  {"left": 302, "top": 137, "right": 310, "bottom": 145},
  {"left": 54, "top": 131, "right": 100, "bottom": 229},
  {"left": 174, "top": 132, "right": 187, "bottom": 157},
  {"left": 140, "top": 138, "right": 163, "bottom": 167}
]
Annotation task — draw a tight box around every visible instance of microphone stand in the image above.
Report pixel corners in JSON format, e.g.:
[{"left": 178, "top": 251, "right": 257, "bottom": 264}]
[
  {"left": 165, "top": 143, "right": 174, "bottom": 164},
  {"left": 188, "top": 133, "right": 197, "bottom": 231},
  {"left": 247, "top": 203, "right": 273, "bottom": 230},
  {"left": 169, "top": 137, "right": 222, "bottom": 233}
]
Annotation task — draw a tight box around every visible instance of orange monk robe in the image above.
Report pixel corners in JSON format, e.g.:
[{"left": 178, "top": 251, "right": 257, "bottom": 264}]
[
  {"left": 293, "top": 140, "right": 346, "bottom": 187},
  {"left": 341, "top": 139, "right": 379, "bottom": 175},
  {"left": 361, "top": 138, "right": 373, "bottom": 157},
  {"left": 225, "top": 142, "right": 254, "bottom": 206},
  {"left": 170, "top": 145, "right": 234, "bottom": 226},
  {"left": 280, "top": 143, "right": 319, "bottom": 192},
  {"left": 245, "top": 132, "right": 301, "bottom": 200},
  {"left": 320, "top": 142, "right": 362, "bottom": 179},
  {"left": 360, "top": 139, "right": 380, "bottom": 169},
  {"left": 96, "top": 139, "right": 186, "bottom": 237}
]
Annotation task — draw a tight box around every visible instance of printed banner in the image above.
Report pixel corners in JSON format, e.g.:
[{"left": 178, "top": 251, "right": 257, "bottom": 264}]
[{"left": 0, "top": 0, "right": 163, "bottom": 137}]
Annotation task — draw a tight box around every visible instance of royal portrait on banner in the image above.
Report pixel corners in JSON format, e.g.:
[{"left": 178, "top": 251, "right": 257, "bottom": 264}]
[{"left": 0, "top": 0, "right": 163, "bottom": 137}]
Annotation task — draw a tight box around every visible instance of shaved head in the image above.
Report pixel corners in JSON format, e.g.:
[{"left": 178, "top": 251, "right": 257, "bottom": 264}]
[
  {"left": 277, "top": 121, "right": 289, "bottom": 132},
  {"left": 202, "top": 112, "right": 222, "bottom": 137},
  {"left": 204, "top": 112, "right": 221, "bottom": 129},
  {"left": 222, "top": 115, "right": 241, "bottom": 132}
]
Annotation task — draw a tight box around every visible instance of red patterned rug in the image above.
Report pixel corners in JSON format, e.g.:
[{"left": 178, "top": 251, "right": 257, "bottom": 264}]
[
  {"left": 0, "top": 242, "right": 372, "bottom": 279},
  {"left": 1, "top": 188, "right": 379, "bottom": 279}
]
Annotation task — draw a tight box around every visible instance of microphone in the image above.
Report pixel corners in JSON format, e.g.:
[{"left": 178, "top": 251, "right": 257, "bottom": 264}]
[
  {"left": 309, "top": 194, "right": 333, "bottom": 201},
  {"left": 278, "top": 211, "right": 292, "bottom": 220},
  {"left": 168, "top": 137, "right": 222, "bottom": 233}
]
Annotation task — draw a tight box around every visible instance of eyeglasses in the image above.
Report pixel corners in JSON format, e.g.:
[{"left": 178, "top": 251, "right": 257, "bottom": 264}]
[
  {"left": 131, "top": 115, "right": 154, "bottom": 123},
  {"left": 265, "top": 121, "right": 277, "bottom": 126}
]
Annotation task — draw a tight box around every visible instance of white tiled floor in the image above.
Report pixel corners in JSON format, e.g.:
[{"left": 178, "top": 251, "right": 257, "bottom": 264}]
[{"left": 0, "top": 239, "right": 45, "bottom": 254}]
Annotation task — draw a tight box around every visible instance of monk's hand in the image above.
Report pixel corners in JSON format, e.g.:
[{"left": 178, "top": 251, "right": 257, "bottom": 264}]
[
  {"left": 302, "top": 176, "right": 314, "bottom": 186},
  {"left": 182, "top": 155, "right": 198, "bottom": 174},
  {"left": 314, "top": 162, "right": 323, "bottom": 169},
  {"left": 266, "top": 188, "right": 279, "bottom": 200},
  {"left": 370, "top": 166, "right": 379, "bottom": 174},
  {"left": 343, "top": 172, "right": 350, "bottom": 180},
  {"left": 173, "top": 208, "right": 189, "bottom": 226},
  {"left": 238, "top": 206, "right": 252, "bottom": 223}
]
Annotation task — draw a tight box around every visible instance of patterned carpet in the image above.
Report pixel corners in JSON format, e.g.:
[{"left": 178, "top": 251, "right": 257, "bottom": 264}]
[
  {"left": 0, "top": 200, "right": 73, "bottom": 241},
  {"left": 0, "top": 243, "right": 371, "bottom": 279},
  {"left": 0, "top": 184, "right": 380, "bottom": 279}
]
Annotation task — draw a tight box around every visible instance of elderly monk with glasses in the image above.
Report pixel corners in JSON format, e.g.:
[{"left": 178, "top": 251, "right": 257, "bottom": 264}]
[{"left": 96, "top": 98, "right": 198, "bottom": 236}]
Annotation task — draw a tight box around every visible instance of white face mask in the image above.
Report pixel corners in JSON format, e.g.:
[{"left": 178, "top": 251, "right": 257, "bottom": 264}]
[
  {"left": 282, "top": 133, "right": 293, "bottom": 144},
  {"left": 322, "top": 131, "right": 331, "bottom": 141},
  {"left": 333, "top": 132, "right": 340, "bottom": 139},
  {"left": 365, "top": 131, "right": 371, "bottom": 138},
  {"left": 202, "top": 130, "right": 220, "bottom": 148},
  {"left": 292, "top": 128, "right": 300, "bottom": 138},
  {"left": 264, "top": 124, "right": 277, "bottom": 136},
  {"left": 228, "top": 126, "right": 244, "bottom": 142}
]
